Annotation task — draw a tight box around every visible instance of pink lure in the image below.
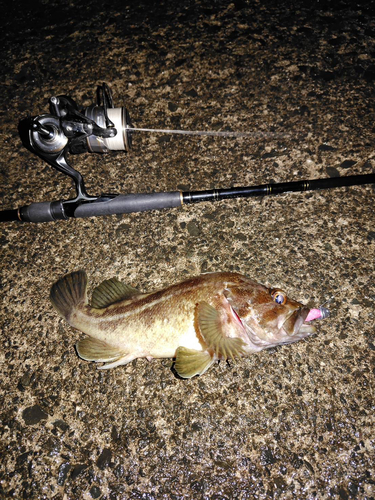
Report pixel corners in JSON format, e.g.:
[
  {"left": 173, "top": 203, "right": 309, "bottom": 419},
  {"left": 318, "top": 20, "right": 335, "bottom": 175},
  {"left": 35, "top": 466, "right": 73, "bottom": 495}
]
[{"left": 305, "top": 308, "right": 330, "bottom": 322}]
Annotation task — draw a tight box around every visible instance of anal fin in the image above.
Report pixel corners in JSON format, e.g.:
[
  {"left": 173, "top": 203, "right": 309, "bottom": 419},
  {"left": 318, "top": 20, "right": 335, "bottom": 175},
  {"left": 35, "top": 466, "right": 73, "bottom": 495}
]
[
  {"left": 76, "top": 337, "right": 135, "bottom": 369},
  {"left": 174, "top": 347, "right": 214, "bottom": 379}
]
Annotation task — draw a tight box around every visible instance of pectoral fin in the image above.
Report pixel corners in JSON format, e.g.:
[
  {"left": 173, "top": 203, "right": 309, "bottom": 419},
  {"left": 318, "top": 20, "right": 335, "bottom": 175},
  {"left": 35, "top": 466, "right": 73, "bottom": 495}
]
[
  {"left": 197, "top": 301, "right": 246, "bottom": 360},
  {"left": 174, "top": 347, "right": 214, "bottom": 378},
  {"left": 76, "top": 337, "right": 135, "bottom": 369}
]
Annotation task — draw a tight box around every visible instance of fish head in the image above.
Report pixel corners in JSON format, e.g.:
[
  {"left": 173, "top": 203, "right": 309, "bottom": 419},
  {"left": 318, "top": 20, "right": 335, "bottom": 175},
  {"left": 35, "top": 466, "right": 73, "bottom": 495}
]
[{"left": 226, "top": 281, "right": 317, "bottom": 350}]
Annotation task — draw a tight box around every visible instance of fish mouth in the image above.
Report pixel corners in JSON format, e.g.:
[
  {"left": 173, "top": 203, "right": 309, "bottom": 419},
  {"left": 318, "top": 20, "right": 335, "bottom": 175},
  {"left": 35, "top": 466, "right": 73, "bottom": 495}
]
[
  {"left": 299, "top": 323, "right": 317, "bottom": 335},
  {"left": 282, "top": 307, "right": 316, "bottom": 337}
]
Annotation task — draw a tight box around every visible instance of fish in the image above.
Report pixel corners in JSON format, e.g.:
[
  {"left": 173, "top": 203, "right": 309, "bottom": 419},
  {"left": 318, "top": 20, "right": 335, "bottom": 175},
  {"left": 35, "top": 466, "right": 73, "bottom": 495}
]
[{"left": 49, "top": 270, "right": 328, "bottom": 378}]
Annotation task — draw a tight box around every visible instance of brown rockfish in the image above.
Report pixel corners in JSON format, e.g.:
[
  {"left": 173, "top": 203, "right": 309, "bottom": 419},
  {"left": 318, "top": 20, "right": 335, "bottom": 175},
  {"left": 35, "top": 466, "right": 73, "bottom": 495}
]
[{"left": 50, "top": 271, "right": 328, "bottom": 378}]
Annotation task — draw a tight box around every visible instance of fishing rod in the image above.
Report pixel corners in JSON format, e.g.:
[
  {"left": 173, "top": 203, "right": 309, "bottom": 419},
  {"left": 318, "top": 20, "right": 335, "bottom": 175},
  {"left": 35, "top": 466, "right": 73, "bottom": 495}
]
[
  {"left": 1, "top": 173, "right": 373, "bottom": 223},
  {"left": 1, "top": 83, "right": 374, "bottom": 223}
]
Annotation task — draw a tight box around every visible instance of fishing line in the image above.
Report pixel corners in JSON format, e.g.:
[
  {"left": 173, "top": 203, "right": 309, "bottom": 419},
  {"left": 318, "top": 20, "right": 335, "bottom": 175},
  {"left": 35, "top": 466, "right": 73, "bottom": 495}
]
[{"left": 126, "top": 127, "right": 286, "bottom": 139}]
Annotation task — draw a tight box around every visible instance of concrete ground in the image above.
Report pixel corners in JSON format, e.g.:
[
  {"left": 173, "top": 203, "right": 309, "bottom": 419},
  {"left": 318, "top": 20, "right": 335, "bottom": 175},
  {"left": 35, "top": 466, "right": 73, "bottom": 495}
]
[{"left": 1, "top": 0, "right": 374, "bottom": 498}]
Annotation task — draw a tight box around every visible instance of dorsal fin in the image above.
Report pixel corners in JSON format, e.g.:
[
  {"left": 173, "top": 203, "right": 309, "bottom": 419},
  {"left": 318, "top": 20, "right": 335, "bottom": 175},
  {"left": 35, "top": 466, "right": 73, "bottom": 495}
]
[{"left": 91, "top": 277, "right": 140, "bottom": 309}]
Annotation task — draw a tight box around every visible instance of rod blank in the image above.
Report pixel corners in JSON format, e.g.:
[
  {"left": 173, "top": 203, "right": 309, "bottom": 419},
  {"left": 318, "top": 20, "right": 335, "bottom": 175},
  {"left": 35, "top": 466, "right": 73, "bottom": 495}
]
[{"left": 183, "top": 173, "right": 375, "bottom": 204}]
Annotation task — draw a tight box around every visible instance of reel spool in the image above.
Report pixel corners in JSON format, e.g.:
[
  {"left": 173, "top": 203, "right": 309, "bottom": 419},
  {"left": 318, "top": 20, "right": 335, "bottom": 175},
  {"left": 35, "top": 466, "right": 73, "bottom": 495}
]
[{"left": 85, "top": 105, "right": 132, "bottom": 153}]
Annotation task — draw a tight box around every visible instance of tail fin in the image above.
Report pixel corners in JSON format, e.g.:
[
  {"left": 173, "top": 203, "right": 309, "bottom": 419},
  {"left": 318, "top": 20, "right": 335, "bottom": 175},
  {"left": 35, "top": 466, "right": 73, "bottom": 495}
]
[{"left": 50, "top": 270, "right": 88, "bottom": 321}]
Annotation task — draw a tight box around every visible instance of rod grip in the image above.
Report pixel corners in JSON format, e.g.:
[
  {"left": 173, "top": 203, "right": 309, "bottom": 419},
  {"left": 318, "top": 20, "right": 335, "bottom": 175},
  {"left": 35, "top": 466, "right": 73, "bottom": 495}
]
[{"left": 73, "top": 192, "right": 182, "bottom": 218}]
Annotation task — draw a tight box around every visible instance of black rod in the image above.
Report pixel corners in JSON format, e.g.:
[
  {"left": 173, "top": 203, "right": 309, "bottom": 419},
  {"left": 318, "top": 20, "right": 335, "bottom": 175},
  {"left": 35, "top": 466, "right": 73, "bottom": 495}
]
[
  {"left": 182, "top": 173, "right": 375, "bottom": 204},
  {"left": 0, "top": 173, "right": 374, "bottom": 223}
]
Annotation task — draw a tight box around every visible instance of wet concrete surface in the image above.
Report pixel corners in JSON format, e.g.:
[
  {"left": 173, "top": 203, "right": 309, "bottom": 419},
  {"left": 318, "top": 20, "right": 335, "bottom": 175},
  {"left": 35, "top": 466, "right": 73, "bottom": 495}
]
[{"left": 1, "top": 0, "right": 375, "bottom": 498}]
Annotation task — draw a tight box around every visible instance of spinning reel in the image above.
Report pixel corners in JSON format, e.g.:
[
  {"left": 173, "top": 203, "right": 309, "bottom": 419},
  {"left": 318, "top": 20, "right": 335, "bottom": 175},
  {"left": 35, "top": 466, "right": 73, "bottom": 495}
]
[{"left": 28, "top": 83, "right": 132, "bottom": 202}]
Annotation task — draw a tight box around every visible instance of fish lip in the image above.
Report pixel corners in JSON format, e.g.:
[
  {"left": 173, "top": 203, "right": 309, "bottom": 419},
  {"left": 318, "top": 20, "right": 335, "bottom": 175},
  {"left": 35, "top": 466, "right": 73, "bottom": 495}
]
[
  {"left": 282, "top": 307, "right": 315, "bottom": 336},
  {"left": 299, "top": 306, "right": 318, "bottom": 335},
  {"left": 299, "top": 323, "right": 317, "bottom": 335}
]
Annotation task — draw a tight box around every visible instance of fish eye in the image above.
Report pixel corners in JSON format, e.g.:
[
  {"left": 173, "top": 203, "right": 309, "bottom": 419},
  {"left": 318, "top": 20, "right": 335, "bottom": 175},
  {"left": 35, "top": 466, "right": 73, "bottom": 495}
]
[{"left": 271, "top": 290, "right": 287, "bottom": 305}]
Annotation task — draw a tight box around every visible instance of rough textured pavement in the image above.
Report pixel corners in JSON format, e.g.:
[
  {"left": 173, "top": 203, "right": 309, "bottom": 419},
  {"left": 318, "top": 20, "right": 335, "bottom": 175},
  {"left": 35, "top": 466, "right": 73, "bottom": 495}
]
[{"left": 1, "top": 1, "right": 374, "bottom": 498}]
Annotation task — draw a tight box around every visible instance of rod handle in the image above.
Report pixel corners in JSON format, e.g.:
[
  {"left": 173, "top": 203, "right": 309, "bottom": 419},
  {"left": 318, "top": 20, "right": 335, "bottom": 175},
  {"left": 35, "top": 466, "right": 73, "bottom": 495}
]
[{"left": 73, "top": 192, "right": 182, "bottom": 218}]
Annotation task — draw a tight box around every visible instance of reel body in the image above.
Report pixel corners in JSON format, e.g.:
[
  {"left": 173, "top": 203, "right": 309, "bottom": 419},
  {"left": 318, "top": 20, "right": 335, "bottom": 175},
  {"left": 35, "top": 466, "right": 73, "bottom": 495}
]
[{"left": 28, "top": 83, "right": 132, "bottom": 202}]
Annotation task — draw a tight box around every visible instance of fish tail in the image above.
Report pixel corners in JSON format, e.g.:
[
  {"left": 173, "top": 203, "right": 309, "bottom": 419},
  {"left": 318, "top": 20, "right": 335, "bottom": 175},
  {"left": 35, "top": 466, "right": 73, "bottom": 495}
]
[{"left": 50, "top": 270, "right": 88, "bottom": 321}]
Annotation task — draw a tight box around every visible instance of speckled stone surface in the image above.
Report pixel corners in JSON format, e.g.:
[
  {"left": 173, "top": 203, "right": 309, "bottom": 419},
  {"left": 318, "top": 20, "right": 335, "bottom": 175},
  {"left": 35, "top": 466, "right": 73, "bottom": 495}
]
[{"left": 1, "top": 1, "right": 375, "bottom": 499}]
